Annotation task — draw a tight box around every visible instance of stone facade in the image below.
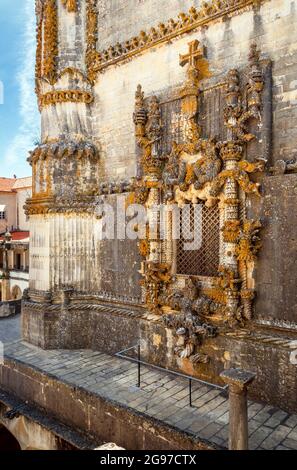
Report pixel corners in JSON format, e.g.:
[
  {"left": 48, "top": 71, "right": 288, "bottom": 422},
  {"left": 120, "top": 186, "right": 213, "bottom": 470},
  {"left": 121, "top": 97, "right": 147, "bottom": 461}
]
[
  {"left": 0, "top": 178, "right": 31, "bottom": 304},
  {"left": 0, "top": 177, "right": 31, "bottom": 233},
  {"left": 22, "top": 0, "right": 297, "bottom": 413}
]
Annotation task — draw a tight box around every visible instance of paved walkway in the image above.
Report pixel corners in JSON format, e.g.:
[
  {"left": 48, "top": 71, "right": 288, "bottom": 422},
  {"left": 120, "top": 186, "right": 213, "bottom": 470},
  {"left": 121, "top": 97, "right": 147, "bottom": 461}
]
[
  {"left": 0, "top": 314, "right": 20, "bottom": 344},
  {"left": 1, "top": 315, "right": 297, "bottom": 450}
]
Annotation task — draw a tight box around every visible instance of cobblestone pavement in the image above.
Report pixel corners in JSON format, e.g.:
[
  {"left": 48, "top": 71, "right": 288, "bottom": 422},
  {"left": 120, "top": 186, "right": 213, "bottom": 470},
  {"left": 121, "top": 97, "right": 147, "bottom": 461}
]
[
  {"left": 1, "top": 315, "right": 297, "bottom": 450},
  {"left": 0, "top": 314, "right": 20, "bottom": 344}
]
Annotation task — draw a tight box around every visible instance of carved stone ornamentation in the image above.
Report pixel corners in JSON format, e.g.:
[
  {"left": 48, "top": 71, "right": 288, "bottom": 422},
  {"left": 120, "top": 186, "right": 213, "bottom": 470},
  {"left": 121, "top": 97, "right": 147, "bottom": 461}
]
[
  {"left": 39, "top": 89, "right": 94, "bottom": 108},
  {"left": 223, "top": 44, "right": 264, "bottom": 143},
  {"left": 86, "top": 0, "right": 98, "bottom": 83},
  {"left": 93, "top": 1, "right": 266, "bottom": 74},
  {"left": 42, "top": 0, "right": 58, "bottom": 84},
  {"left": 61, "top": 0, "right": 77, "bottom": 12},
  {"left": 134, "top": 86, "right": 163, "bottom": 182},
  {"left": 162, "top": 278, "right": 217, "bottom": 363},
  {"left": 35, "top": 0, "right": 97, "bottom": 104},
  {"left": 25, "top": 139, "right": 99, "bottom": 215},
  {"left": 140, "top": 262, "right": 172, "bottom": 314},
  {"left": 132, "top": 42, "right": 266, "bottom": 363}
]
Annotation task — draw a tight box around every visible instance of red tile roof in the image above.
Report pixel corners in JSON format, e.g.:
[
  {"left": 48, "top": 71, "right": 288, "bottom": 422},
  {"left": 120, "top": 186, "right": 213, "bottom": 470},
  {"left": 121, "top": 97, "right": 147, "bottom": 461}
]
[
  {"left": 0, "top": 177, "right": 16, "bottom": 192},
  {"left": 0, "top": 231, "right": 29, "bottom": 241}
]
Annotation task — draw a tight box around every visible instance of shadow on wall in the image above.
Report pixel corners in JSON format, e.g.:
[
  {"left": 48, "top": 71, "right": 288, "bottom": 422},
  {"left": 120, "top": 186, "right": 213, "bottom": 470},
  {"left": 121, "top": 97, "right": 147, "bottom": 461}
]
[{"left": 0, "top": 425, "right": 21, "bottom": 450}]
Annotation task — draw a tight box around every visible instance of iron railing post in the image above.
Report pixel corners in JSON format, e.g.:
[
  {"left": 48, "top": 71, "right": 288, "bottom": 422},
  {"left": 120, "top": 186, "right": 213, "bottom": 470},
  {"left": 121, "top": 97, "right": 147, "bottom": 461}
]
[{"left": 137, "top": 344, "right": 141, "bottom": 388}]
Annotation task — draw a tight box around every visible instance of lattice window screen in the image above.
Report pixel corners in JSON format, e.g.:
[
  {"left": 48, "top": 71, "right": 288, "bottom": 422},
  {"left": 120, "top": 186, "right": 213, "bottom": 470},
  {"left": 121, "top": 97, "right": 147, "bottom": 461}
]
[
  {"left": 160, "top": 99, "right": 183, "bottom": 155},
  {"left": 177, "top": 203, "right": 220, "bottom": 277}
]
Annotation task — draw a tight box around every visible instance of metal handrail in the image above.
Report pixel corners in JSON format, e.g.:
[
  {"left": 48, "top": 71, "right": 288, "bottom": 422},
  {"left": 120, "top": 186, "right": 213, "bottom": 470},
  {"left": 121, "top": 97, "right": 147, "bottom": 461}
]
[{"left": 115, "top": 344, "right": 228, "bottom": 407}]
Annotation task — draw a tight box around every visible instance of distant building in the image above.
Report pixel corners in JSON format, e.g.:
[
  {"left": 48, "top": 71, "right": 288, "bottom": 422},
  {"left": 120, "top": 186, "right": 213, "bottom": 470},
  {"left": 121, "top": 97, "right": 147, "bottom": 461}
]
[
  {"left": 0, "top": 177, "right": 31, "bottom": 302},
  {"left": 0, "top": 177, "right": 31, "bottom": 233}
]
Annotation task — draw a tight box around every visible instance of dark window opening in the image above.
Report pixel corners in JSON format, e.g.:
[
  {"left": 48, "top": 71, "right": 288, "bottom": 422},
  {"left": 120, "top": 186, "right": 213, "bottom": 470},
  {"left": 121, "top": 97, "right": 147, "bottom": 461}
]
[
  {"left": 0, "top": 425, "right": 21, "bottom": 451},
  {"left": 15, "top": 254, "right": 21, "bottom": 270}
]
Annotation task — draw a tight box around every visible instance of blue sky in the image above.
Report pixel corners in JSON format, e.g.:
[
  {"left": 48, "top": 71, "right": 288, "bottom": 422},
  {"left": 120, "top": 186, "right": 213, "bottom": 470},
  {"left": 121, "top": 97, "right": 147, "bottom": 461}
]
[{"left": 0, "top": 0, "right": 38, "bottom": 178}]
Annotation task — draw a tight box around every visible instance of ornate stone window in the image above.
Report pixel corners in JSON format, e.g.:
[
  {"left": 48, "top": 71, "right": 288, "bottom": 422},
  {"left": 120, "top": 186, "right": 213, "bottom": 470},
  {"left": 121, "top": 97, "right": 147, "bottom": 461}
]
[{"left": 133, "top": 40, "right": 268, "bottom": 364}]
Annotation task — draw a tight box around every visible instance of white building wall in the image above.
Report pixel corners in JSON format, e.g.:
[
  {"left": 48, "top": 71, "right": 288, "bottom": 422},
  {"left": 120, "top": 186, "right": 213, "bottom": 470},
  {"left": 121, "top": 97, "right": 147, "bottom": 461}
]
[{"left": 16, "top": 187, "right": 31, "bottom": 231}]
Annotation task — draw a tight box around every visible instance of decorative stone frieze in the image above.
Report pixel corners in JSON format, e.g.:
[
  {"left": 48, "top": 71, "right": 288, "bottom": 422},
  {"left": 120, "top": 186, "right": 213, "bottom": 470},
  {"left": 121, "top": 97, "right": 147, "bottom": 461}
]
[
  {"left": 39, "top": 89, "right": 93, "bottom": 108},
  {"left": 35, "top": 1, "right": 268, "bottom": 95},
  {"left": 93, "top": 1, "right": 265, "bottom": 74}
]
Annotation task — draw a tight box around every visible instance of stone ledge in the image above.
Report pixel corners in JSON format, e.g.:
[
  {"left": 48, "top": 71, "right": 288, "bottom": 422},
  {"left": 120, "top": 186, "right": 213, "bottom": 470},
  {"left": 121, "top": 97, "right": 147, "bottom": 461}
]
[
  {"left": 0, "top": 388, "right": 97, "bottom": 450},
  {"left": 0, "top": 355, "right": 217, "bottom": 451}
]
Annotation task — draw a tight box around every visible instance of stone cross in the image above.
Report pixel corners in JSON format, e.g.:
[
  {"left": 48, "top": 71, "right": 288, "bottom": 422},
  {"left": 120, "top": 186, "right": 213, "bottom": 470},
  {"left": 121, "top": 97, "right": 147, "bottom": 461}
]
[{"left": 179, "top": 40, "right": 204, "bottom": 69}]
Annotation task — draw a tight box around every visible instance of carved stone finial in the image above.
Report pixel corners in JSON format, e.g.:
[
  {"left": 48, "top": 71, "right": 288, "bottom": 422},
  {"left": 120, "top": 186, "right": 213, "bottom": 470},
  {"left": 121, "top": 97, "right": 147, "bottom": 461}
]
[
  {"left": 146, "top": 96, "right": 162, "bottom": 141},
  {"left": 133, "top": 84, "right": 147, "bottom": 128},
  {"left": 247, "top": 43, "right": 264, "bottom": 112},
  {"left": 248, "top": 42, "right": 260, "bottom": 67}
]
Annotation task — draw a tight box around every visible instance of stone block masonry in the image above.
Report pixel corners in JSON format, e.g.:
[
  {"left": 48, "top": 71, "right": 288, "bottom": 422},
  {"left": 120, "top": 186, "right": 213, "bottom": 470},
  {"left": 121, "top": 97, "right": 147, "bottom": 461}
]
[
  {"left": 21, "top": 0, "right": 297, "bottom": 428},
  {"left": 1, "top": 326, "right": 297, "bottom": 450}
]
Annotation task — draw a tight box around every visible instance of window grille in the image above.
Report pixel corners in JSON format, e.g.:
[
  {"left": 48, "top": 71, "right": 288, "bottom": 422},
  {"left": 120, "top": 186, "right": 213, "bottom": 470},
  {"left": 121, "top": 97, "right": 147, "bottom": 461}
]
[
  {"left": 177, "top": 203, "right": 220, "bottom": 277},
  {"left": 0, "top": 211, "right": 6, "bottom": 220}
]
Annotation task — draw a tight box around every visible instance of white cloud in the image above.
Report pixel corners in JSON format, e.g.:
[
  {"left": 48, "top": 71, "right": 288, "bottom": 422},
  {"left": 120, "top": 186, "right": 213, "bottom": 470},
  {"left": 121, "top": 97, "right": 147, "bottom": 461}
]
[{"left": 4, "top": 0, "right": 39, "bottom": 172}]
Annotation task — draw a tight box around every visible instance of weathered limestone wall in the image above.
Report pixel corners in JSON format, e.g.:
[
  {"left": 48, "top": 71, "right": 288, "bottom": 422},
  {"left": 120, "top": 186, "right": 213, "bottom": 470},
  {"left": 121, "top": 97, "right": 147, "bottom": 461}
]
[
  {"left": 255, "top": 174, "right": 297, "bottom": 327},
  {"left": 21, "top": 306, "right": 297, "bottom": 412},
  {"left": 0, "top": 415, "right": 59, "bottom": 451},
  {"left": 92, "top": 0, "right": 297, "bottom": 326},
  {"left": 22, "top": 1, "right": 297, "bottom": 413},
  {"left": 57, "top": 1, "right": 86, "bottom": 72},
  {"left": 16, "top": 188, "right": 31, "bottom": 231},
  {"left": 29, "top": 211, "right": 141, "bottom": 298},
  {"left": 93, "top": 0, "right": 297, "bottom": 175},
  {"left": 96, "top": 0, "right": 195, "bottom": 50},
  {"left": 0, "top": 389, "right": 94, "bottom": 450},
  {"left": 31, "top": 0, "right": 297, "bottom": 315},
  {"left": 0, "top": 193, "right": 16, "bottom": 233}
]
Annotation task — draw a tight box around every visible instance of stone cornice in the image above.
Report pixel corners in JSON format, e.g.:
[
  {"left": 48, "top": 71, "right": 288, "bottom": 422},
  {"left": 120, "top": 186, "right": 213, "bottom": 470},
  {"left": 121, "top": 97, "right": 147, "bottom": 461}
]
[{"left": 92, "top": 0, "right": 265, "bottom": 74}]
